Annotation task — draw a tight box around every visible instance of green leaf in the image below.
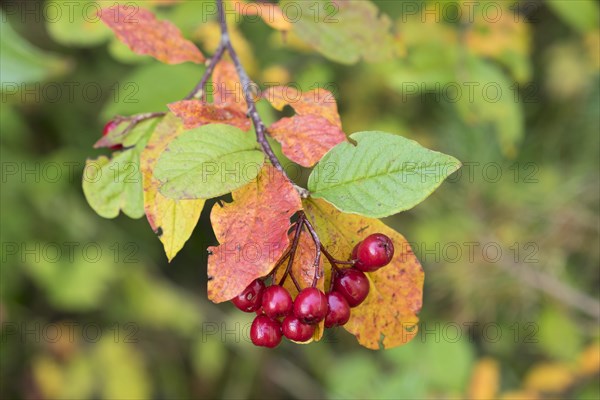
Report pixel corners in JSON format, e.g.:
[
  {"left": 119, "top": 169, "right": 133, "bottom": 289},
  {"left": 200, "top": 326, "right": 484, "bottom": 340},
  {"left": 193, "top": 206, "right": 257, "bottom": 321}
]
[
  {"left": 281, "top": 0, "right": 396, "bottom": 64},
  {"left": 153, "top": 124, "right": 264, "bottom": 199},
  {"left": 308, "top": 131, "right": 460, "bottom": 218},
  {"left": 83, "top": 123, "right": 156, "bottom": 219},
  {"left": 1, "top": 14, "right": 69, "bottom": 85}
]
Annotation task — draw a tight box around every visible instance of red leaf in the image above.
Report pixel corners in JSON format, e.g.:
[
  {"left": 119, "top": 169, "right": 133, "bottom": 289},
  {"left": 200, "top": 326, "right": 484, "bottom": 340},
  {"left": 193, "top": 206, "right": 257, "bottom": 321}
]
[
  {"left": 264, "top": 86, "right": 346, "bottom": 167},
  {"left": 211, "top": 60, "right": 247, "bottom": 113},
  {"left": 99, "top": 5, "right": 204, "bottom": 64},
  {"left": 168, "top": 100, "right": 251, "bottom": 131},
  {"left": 207, "top": 165, "right": 302, "bottom": 303}
]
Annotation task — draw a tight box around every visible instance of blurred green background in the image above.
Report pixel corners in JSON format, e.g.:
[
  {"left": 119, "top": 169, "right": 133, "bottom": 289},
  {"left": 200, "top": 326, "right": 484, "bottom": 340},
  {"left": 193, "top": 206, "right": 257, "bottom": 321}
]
[{"left": 1, "top": 0, "right": 599, "bottom": 398}]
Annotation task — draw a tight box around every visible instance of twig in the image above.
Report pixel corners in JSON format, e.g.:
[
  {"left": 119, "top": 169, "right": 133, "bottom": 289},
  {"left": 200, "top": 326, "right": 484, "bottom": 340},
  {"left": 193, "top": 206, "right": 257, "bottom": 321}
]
[
  {"left": 185, "top": 42, "right": 227, "bottom": 100},
  {"left": 214, "top": 0, "right": 310, "bottom": 198}
]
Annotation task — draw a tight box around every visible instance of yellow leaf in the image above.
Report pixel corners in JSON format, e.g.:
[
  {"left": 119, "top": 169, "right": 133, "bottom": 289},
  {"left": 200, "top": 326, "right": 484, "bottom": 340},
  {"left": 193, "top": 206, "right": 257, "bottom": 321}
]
[
  {"left": 524, "top": 362, "right": 575, "bottom": 393},
  {"left": 468, "top": 357, "right": 500, "bottom": 399},
  {"left": 303, "top": 198, "right": 424, "bottom": 349},
  {"left": 141, "top": 113, "right": 204, "bottom": 261},
  {"left": 577, "top": 342, "right": 600, "bottom": 376}
]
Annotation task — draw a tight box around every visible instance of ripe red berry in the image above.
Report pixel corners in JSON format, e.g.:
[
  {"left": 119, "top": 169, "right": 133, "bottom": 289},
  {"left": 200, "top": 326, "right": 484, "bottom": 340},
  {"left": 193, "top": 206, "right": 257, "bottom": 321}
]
[
  {"left": 231, "top": 279, "right": 265, "bottom": 312},
  {"left": 354, "top": 233, "right": 394, "bottom": 272},
  {"left": 102, "top": 120, "right": 123, "bottom": 151},
  {"left": 261, "top": 285, "right": 293, "bottom": 318},
  {"left": 324, "top": 292, "right": 351, "bottom": 328},
  {"left": 250, "top": 315, "right": 282, "bottom": 348},
  {"left": 281, "top": 315, "right": 315, "bottom": 342},
  {"left": 333, "top": 268, "right": 370, "bottom": 307},
  {"left": 293, "top": 287, "right": 328, "bottom": 324}
]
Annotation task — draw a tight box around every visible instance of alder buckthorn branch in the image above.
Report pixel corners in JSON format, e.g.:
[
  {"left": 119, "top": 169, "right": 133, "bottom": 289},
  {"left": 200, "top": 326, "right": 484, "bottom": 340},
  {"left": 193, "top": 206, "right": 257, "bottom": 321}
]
[{"left": 212, "top": 0, "right": 310, "bottom": 198}]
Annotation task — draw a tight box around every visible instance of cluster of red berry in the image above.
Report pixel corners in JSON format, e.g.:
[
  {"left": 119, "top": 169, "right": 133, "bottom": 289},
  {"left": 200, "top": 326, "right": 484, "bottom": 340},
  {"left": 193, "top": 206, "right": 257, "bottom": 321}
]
[{"left": 231, "top": 233, "right": 395, "bottom": 348}]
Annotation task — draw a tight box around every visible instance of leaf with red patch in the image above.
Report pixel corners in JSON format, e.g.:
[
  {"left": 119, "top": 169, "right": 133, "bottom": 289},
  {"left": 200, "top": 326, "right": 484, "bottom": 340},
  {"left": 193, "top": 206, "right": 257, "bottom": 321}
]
[
  {"left": 264, "top": 86, "right": 346, "bottom": 167},
  {"left": 99, "top": 5, "right": 204, "bottom": 64},
  {"left": 168, "top": 100, "right": 250, "bottom": 131},
  {"left": 207, "top": 165, "right": 302, "bottom": 303}
]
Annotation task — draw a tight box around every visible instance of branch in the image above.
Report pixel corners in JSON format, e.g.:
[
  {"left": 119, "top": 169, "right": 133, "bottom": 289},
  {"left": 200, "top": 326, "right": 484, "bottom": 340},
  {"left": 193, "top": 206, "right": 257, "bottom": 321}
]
[
  {"left": 214, "top": 0, "right": 310, "bottom": 198},
  {"left": 185, "top": 42, "right": 227, "bottom": 100}
]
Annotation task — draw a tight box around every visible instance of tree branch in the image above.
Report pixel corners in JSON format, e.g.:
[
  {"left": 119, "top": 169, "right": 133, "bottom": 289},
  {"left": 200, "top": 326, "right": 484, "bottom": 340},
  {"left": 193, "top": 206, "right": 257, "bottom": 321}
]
[
  {"left": 214, "top": 0, "right": 309, "bottom": 198},
  {"left": 185, "top": 42, "right": 227, "bottom": 100}
]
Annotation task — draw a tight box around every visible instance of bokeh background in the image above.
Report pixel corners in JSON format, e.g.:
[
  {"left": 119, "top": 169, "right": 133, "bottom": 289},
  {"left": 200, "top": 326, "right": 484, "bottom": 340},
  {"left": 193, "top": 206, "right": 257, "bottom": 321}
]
[{"left": 1, "top": 0, "right": 599, "bottom": 398}]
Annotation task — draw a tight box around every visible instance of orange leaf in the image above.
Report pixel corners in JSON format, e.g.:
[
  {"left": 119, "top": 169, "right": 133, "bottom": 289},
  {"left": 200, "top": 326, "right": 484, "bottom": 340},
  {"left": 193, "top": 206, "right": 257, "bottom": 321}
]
[
  {"left": 269, "top": 115, "right": 346, "bottom": 167},
  {"left": 303, "top": 198, "right": 424, "bottom": 349},
  {"left": 207, "top": 165, "right": 302, "bottom": 303},
  {"left": 168, "top": 100, "right": 251, "bottom": 131},
  {"left": 265, "top": 86, "right": 341, "bottom": 126},
  {"left": 264, "top": 86, "right": 346, "bottom": 167},
  {"left": 229, "top": 0, "right": 292, "bottom": 32},
  {"left": 99, "top": 5, "right": 204, "bottom": 64},
  {"left": 211, "top": 60, "right": 247, "bottom": 113}
]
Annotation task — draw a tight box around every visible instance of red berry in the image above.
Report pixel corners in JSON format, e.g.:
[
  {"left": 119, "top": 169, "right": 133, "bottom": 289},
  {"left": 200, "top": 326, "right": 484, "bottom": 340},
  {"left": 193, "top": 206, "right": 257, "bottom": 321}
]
[
  {"left": 261, "top": 285, "right": 292, "bottom": 318},
  {"left": 250, "top": 315, "right": 282, "bottom": 348},
  {"left": 231, "top": 279, "right": 265, "bottom": 312},
  {"left": 324, "top": 292, "right": 351, "bottom": 328},
  {"left": 281, "top": 315, "right": 315, "bottom": 342},
  {"left": 293, "top": 287, "right": 328, "bottom": 324},
  {"left": 333, "top": 268, "right": 370, "bottom": 307},
  {"left": 354, "top": 233, "right": 394, "bottom": 272}
]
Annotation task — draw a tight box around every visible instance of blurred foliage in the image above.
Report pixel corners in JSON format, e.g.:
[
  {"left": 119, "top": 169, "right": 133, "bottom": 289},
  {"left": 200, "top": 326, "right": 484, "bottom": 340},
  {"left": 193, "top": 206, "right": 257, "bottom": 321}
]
[{"left": 1, "top": 0, "right": 599, "bottom": 399}]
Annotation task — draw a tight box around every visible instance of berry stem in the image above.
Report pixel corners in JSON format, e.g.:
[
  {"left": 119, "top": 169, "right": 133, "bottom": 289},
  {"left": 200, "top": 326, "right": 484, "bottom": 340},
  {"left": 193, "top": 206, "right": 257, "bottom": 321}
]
[
  {"left": 320, "top": 245, "right": 354, "bottom": 268},
  {"left": 278, "top": 217, "right": 304, "bottom": 290},
  {"left": 212, "top": 0, "right": 309, "bottom": 199},
  {"left": 268, "top": 246, "right": 292, "bottom": 282},
  {"left": 301, "top": 214, "right": 322, "bottom": 288}
]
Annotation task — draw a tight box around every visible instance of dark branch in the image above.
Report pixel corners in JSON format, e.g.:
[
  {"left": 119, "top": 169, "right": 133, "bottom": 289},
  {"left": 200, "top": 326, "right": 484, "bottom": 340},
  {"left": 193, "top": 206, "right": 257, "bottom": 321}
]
[
  {"left": 214, "top": 0, "right": 310, "bottom": 198},
  {"left": 185, "top": 42, "right": 227, "bottom": 100}
]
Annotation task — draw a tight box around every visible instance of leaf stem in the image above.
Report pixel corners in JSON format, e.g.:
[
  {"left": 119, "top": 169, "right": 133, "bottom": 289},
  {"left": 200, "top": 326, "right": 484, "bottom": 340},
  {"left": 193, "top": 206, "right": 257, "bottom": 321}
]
[{"left": 213, "top": 0, "right": 310, "bottom": 198}]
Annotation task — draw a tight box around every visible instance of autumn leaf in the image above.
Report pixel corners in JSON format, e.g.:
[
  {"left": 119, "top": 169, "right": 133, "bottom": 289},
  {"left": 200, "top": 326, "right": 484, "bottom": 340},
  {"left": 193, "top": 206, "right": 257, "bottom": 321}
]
[
  {"left": 303, "top": 198, "right": 424, "bottom": 349},
  {"left": 140, "top": 113, "right": 205, "bottom": 261},
  {"left": 99, "top": 5, "right": 204, "bottom": 64},
  {"left": 211, "top": 60, "right": 247, "bottom": 113},
  {"left": 168, "top": 100, "right": 250, "bottom": 131},
  {"left": 229, "top": 0, "right": 292, "bottom": 32},
  {"left": 207, "top": 164, "right": 302, "bottom": 303},
  {"left": 264, "top": 86, "right": 346, "bottom": 167}
]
